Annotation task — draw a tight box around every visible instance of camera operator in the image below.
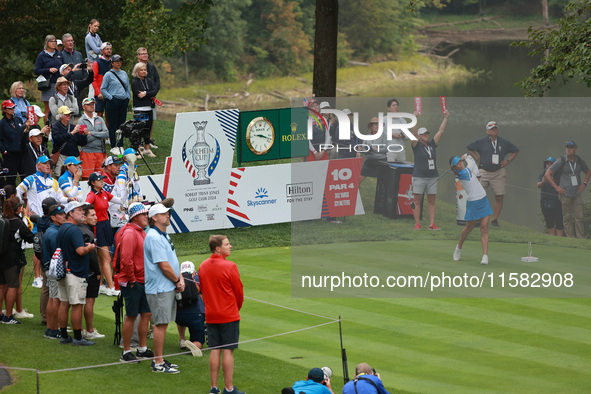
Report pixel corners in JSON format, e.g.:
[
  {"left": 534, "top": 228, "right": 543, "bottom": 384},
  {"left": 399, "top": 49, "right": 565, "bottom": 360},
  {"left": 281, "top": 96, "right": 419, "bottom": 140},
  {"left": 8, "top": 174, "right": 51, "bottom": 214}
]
[
  {"left": 342, "top": 363, "right": 390, "bottom": 394},
  {"left": 292, "top": 368, "right": 334, "bottom": 394}
]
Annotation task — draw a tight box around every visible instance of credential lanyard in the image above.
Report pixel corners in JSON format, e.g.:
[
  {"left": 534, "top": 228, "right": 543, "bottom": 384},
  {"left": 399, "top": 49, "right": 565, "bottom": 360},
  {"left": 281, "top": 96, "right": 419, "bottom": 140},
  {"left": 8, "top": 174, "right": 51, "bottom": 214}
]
[
  {"left": 491, "top": 139, "right": 497, "bottom": 153},
  {"left": 568, "top": 160, "right": 576, "bottom": 173}
]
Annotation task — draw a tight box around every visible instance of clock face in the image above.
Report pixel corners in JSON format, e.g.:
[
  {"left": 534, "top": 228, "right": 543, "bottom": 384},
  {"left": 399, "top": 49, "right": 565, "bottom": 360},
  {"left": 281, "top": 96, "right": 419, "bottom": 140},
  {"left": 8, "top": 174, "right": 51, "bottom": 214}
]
[{"left": 246, "top": 117, "right": 275, "bottom": 155}]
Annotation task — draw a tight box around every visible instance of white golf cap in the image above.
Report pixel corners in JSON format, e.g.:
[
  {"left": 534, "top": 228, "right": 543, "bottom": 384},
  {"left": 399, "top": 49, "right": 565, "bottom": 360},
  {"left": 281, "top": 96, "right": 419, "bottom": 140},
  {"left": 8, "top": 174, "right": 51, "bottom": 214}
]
[
  {"left": 148, "top": 203, "right": 172, "bottom": 218},
  {"left": 64, "top": 201, "right": 85, "bottom": 214},
  {"left": 418, "top": 127, "right": 429, "bottom": 135},
  {"left": 32, "top": 105, "right": 45, "bottom": 117},
  {"left": 342, "top": 108, "right": 352, "bottom": 115},
  {"left": 486, "top": 121, "right": 498, "bottom": 130},
  {"left": 180, "top": 261, "right": 195, "bottom": 274},
  {"left": 319, "top": 101, "right": 330, "bottom": 109},
  {"left": 29, "top": 128, "right": 43, "bottom": 137}
]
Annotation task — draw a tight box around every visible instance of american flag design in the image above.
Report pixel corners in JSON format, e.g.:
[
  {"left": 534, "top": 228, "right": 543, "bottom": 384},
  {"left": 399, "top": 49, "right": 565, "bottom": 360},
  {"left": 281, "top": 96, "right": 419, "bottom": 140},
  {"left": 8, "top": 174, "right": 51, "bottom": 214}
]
[{"left": 225, "top": 167, "right": 251, "bottom": 227}]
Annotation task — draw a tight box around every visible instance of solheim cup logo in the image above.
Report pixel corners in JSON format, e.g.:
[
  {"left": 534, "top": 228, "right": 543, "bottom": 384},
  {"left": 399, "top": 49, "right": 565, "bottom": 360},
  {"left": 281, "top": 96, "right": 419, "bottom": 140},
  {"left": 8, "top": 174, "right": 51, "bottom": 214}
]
[{"left": 191, "top": 121, "right": 211, "bottom": 185}]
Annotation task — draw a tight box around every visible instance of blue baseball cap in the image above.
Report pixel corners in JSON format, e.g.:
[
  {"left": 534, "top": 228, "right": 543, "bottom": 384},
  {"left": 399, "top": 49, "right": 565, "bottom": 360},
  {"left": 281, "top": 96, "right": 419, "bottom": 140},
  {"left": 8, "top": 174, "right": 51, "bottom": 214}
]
[
  {"left": 123, "top": 148, "right": 136, "bottom": 156},
  {"left": 64, "top": 156, "right": 83, "bottom": 166},
  {"left": 36, "top": 155, "right": 52, "bottom": 164},
  {"left": 544, "top": 156, "right": 556, "bottom": 164},
  {"left": 450, "top": 156, "right": 461, "bottom": 167}
]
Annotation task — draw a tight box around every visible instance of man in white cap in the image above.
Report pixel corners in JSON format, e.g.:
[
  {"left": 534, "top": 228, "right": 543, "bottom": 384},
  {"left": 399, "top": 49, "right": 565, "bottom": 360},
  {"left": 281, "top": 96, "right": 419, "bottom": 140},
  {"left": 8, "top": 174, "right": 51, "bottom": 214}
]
[
  {"left": 57, "top": 201, "right": 97, "bottom": 346},
  {"left": 467, "top": 121, "right": 519, "bottom": 227},
  {"left": 22, "top": 112, "right": 50, "bottom": 177},
  {"left": 116, "top": 202, "right": 154, "bottom": 363},
  {"left": 144, "top": 203, "right": 184, "bottom": 373}
]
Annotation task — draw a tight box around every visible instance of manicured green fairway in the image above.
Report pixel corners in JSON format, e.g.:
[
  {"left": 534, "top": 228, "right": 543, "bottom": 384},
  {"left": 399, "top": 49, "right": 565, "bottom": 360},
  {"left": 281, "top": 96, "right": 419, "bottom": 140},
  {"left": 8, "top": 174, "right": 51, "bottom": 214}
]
[{"left": 3, "top": 241, "right": 589, "bottom": 393}]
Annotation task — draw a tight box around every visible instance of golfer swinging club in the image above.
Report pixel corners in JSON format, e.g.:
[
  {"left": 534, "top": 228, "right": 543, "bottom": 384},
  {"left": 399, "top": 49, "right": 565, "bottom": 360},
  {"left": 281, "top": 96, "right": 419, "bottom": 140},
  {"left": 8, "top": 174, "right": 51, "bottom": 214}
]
[{"left": 450, "top": 154, "right": 493, "bottom": 265}]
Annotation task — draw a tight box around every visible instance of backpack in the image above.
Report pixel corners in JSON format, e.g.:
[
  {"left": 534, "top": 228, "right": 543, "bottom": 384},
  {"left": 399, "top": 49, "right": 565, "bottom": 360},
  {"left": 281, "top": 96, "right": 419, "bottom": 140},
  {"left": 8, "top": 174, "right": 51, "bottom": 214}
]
[
  {"left": 111, "top": 227, "right": 125, "bottom": 275},
  {"left": 555, "top": 155, "right": 583, "bottom": 179},
  {"left": 180, "top": 272, "right": 200, "bottom": 308},
  {"left": 112, "top": 242, "right": 122, "bottom": 275},
  {"left": 33, "top": 229, "right": 44, "bottom": 260},
  {"left": 47, "top": 247, "right": 67, "bottom": 280},
  {"left": 0, "top": 216, "right": 10, "bottom": 256},
  {"left": 48, "top": 224, "right": 74, "bottom": 280}
]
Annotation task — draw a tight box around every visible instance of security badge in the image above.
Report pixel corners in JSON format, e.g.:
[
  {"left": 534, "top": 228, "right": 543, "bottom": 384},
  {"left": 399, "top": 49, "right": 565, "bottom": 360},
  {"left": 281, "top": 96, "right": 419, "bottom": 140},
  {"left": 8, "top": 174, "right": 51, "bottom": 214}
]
[
  {"left": 492, "top": 154, "right": 499, "bottom": 165},
  {"left": 428, "top": 159, "right": 435, "bottom": 170}
]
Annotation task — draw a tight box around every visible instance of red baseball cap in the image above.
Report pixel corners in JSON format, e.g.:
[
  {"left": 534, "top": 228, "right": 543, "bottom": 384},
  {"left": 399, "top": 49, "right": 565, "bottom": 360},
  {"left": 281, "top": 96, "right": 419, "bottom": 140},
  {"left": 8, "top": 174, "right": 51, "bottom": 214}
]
[{"left": 2, "top": 100, "right": 16, "bottom": 110}]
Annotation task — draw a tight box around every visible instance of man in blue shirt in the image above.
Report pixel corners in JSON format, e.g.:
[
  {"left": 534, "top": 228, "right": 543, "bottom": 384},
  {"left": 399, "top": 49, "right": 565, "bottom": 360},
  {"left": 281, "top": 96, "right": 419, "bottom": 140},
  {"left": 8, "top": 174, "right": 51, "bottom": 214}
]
[
  {"left": 57, "top": 201, "right": 96, "bottom": 346},
  {"left": 342, "top": 363, "right": 390, "bottom": 394},
  {"left": 292, "top": 367, "right": 334, "bottom": 394},
  {"left": 144, "top": 203, "right": 185, "bottom": 373}
]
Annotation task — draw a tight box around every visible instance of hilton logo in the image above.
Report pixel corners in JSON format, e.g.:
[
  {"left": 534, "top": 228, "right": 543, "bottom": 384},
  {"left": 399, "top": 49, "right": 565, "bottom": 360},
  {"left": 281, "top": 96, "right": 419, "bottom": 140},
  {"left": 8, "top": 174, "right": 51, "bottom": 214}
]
[{"left": 286, "top": 182, "right": 313, "bottom": 197}]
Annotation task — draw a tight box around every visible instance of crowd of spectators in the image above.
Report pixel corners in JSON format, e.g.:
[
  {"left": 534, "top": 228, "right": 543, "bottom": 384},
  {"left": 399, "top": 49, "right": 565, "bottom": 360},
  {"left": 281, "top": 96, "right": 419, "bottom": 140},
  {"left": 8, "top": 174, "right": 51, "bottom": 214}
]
[{"left": 2, "top": 19, "right": 161, "bottom": 193}]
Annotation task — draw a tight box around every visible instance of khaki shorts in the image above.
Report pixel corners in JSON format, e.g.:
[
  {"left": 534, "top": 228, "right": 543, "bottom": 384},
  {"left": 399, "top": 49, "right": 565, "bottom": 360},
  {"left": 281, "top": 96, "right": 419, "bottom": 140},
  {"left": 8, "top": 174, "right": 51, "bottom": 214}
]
[
  {"left": 146, "top": 291, "right": 176, "bottom": 325},
  {"left": 45, "top": 272, "right": 59, "bottom": 299},
  {"left": 480, "top": 167, "right": 506, "bottom": 196},
  {"left": 57, "top": 273, "right": 88, "bottom": 305}
]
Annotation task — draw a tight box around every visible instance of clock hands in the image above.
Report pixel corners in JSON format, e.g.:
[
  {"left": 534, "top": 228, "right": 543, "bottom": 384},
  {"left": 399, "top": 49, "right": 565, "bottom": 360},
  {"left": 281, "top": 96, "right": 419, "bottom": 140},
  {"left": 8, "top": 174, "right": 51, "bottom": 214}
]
[{"left": 253, "top": 133, "right": 272, "bottom": 141}]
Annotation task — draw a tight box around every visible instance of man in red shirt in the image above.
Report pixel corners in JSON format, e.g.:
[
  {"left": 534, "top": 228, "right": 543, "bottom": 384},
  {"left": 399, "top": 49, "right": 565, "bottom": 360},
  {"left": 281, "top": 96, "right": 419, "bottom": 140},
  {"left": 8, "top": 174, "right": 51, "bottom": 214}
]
[
  {"left": 115, "top": 202, "right": 154, "bottom": 363},
  {"left": 199, "top": 235, "right": 244, "bottom": 394}
]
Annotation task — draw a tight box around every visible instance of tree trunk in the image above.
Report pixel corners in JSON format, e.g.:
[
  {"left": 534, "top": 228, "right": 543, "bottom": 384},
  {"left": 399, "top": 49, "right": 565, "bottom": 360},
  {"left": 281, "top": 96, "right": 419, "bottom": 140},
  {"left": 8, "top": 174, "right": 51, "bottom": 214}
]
[
  {"left": 313, "top": 0, "right": 339, "bottom": 98},
  {"left": 542, "top": 0, "right": 549, "bottom": 26}
]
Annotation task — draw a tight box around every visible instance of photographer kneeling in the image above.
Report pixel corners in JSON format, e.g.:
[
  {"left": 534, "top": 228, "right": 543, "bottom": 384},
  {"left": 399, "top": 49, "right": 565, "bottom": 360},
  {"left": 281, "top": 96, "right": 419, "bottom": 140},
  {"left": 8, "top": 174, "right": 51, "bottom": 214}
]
[
  {"left": 292, "top": 367, "right": 334, "bottom": 394},
  {"left": 342, "top": 363, "right": 390, "bottom": 394}
]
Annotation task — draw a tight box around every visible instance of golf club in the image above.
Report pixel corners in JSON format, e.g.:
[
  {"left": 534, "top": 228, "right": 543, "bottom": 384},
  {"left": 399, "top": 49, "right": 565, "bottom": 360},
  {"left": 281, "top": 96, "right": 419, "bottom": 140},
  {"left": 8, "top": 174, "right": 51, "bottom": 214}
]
[{"left": 409, "top": 168, "right": 452, "bottom": 209}]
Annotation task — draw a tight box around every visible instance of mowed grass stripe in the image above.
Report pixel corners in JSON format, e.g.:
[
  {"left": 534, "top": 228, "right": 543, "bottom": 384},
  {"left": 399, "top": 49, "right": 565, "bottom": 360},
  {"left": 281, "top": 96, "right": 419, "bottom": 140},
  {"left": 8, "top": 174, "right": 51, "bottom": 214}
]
[
  {"left": 391, "top": 298, "right": 591, "bottom": 347},
  {"left": 499, "top": 297, "right": 591, "bottom": 320}
]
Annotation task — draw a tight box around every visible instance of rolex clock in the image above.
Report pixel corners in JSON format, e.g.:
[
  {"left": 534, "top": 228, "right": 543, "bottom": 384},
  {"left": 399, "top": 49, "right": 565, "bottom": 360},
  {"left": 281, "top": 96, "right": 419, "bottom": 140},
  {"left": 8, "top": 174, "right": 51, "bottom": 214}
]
[
  {"left": 246, "top": 116, "right": 275, "bottom": 155},
  {"left": 239, "top": 109, "right": 280, "bottom": 163}
]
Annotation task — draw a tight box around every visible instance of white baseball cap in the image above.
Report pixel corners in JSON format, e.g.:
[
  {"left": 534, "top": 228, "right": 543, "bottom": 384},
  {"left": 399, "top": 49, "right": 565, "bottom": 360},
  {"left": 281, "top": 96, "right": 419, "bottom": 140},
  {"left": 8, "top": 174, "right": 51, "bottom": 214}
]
[
  {"left": 29, "top": 128, "right": 44, "bottom": 137},
  {"left": 148, "top": 203, "right": 172, "bottom": 218},
  {"left": 64, "top": 201, "right": 85, "bottom": 214},
  {"left": 486, "top": 121, "right": 498, "bottom": 130},
  {"left": 180, "top": 261, "right": 195, "bottom": 274},
  {"left": 418, "top": 127, "right": 429, "bottom": 135},
  {"left": 32, "top": 105, "right": 45, "bottom": 117}
]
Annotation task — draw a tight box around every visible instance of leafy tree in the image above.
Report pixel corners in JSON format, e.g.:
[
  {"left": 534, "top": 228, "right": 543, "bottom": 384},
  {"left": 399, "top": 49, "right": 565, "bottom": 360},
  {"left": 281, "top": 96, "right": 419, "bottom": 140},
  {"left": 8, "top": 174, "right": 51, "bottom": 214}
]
[
  {"left": 339, "top": 0, "right": 419, "bottom": 60},
  {"left": 243, "top": 0, "right": 312, "bottom": 76},
  {"left": 192, "top": 0, "right": 252, "bottom": 81},
  {"left": 514, "top": 0, "right": 591, "bottom": 96}
]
